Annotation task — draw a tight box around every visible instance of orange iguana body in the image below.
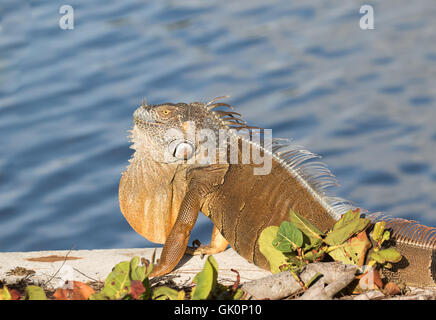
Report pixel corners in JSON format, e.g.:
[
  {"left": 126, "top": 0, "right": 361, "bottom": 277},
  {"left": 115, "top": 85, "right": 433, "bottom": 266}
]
[{"left": 119, "top": 97, "right": 436, "bottom": 287}]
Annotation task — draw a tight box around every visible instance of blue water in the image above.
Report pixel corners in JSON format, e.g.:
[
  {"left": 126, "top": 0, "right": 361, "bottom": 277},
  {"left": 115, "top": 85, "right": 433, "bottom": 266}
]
[{"left": 1, "top": 0, "right": 435, "bottom": 252}]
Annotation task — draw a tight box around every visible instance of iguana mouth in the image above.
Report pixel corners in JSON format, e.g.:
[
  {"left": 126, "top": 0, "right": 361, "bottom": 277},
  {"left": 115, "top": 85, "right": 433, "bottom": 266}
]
[
  {"left": 134, "top": 119, "right": 163, "bottom": 126},
  {"left": 133, "top": 107, "right": 162, "bottom": 125}
]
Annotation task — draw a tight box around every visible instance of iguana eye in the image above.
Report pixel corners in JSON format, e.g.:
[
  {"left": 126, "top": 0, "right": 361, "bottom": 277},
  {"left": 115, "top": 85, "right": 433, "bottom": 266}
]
[{"left": 156, "top": 106, "right": 175, "bottom": 119}]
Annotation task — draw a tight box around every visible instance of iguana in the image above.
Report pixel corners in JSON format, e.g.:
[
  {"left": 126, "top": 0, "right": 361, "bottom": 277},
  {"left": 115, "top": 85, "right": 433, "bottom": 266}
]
[{"left": 119, "top": 97, "right": 436, "bottom": 287}]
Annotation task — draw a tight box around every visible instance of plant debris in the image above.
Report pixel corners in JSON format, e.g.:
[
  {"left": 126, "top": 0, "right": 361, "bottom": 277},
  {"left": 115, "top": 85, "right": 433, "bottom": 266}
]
[
  {"left": 0, "top": 254, "right": 245, "bottom": 300},
  {"left": 6, "top": 267, "right": 36, "bottom": 277},
  {"left": 257, "top": 208, "right": 408, "bottom": 298},
  {"left": 0, "top": 209, "right": 433, "bottom": 300}
]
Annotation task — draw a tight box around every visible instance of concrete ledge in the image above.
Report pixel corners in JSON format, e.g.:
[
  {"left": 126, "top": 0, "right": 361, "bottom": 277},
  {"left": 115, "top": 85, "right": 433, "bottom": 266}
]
[
  {"left": 2, "top": 248, "right": 436, "bottom": 299},
  {"left": 0, "top": 248, "right": 271, "bottom": 288}
]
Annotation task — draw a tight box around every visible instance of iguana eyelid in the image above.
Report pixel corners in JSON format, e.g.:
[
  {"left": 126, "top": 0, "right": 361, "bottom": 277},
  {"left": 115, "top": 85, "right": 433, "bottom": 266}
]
[{"left": 156, "top": 106, "right": 176, "bottom": 119}]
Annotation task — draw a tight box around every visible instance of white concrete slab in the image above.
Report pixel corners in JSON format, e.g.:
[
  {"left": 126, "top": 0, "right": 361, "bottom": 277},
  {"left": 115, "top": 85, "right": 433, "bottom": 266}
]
[{"left": 0, "top": 248, "right": 271, "bottom": 289}]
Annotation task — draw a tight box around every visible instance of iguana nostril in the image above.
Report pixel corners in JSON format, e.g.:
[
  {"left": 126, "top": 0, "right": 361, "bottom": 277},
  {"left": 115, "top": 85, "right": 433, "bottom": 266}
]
[{"left": 168, "top": 140, "right": 194, "bottom": 160}]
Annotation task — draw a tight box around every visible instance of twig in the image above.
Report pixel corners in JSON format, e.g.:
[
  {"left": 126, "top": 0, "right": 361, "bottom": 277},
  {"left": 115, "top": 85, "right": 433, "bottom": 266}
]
[
  {"left": 290, "top": 270, "right": 307, "bottom": 291},
  {"left": 43, "top": 246, "right": 76, "bottom": 286},
  {"left": 72, "top": 268, "right": 99, "bottom": 283}
]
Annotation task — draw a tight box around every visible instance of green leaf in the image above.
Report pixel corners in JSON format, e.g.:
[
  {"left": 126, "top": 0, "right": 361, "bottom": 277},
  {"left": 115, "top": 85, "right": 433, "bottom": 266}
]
[
  {"left": 25, "top": 285, "right": 47, "bottom": 300},
  {"left": 96, "top": 261, "right": 131, "bottom": 300},
  {"left": 90, "top": 257, "right": 154, "bottom": 300},
  {"left": 231, "top": 288, "right": 245, "bottom": 300},
  {"left": 259, "top": 226, "right": 289, "bottom": 273},
  {"left": 0, "top": 286, "right": 11, "bottom": 300},
  {"left": 274, "top": 221, "right": 303, "bottom": 252},
  {"left": 191, "top": 256, "right": 218, "bottom": 300},
  {"left": 332, "top": 210, "right": 359, "bottom": 230},
  {"left": 283, "top": 252, "right": 306, "bottom": 272},
  {"left": 177, "top": 290, "right": 186, "bottom": 300},
  {"left": 139, "top": 277, "right": 151, "bottom": 300},
  {"left": 288, "top": 209, "right": 324, "bottom": 247},
  {"left": 382, "top": 230, "right": 390, "bottom": 242},
  {"left": 371, "top": 221, "right": 386, "bottom": 242},
  {"left": 129, "top": 256, "right": 146, "bottom": 282},
  {"left": 89, "top": 291, "right": 108, "bottom": 300},
  {"left": 213, "top": 282, "right": 246, "bottom": 300},
  {"left": 324, "top": 210, "right": 370, "bottom": 246},
  {"left": 369, "top": 248, "right": 402, "bottom": 264},
  {"left": 303, "top": 249, "right": 325, "bottom": 262},
  {"left": 152, "top": 286, "right": 181, "bottom": 300}
]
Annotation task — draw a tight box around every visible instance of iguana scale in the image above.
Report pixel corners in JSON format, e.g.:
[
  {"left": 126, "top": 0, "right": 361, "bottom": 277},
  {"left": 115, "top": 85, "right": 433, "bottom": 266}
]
[{"left": 119, "top": 97, "right": 436, "bottom": 287}]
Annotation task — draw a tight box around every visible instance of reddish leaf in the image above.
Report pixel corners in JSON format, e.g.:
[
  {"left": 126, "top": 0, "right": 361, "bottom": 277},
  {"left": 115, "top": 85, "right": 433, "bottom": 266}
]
[
  {"left": 9, "top": 289, "right": 21, "bottom": 300},
  {"left": 130, "top": 280, "right": 145, "bottom": 299},
  {"left": 353, "top": 231, "right": 372, "bottom": 266},
  {"left": 384, "top": 282, "right": 401, "bottom": 296},
  {"left": 53, "top": 281, "right": 95, "bottom": 300}
]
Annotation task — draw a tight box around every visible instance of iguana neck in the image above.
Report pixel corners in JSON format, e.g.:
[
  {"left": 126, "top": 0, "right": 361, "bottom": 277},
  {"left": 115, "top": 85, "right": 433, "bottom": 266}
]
[{"left": 119, "top": 155, "right": 189, "bottom": 244}]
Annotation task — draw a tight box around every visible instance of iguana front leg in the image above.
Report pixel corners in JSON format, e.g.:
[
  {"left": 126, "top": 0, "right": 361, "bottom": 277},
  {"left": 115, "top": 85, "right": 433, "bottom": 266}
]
[
  {"left": 186, "top": 226, "right": 229, "bottom": 256},
  {"left": 149, "top": 187, "right": 202, "bottom": 277}
]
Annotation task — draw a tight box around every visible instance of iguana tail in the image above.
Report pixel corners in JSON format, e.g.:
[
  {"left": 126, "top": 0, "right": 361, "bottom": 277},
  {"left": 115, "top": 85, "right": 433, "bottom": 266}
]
[{"left": 366, "top": 213, "right": 436, "bottom": 287}]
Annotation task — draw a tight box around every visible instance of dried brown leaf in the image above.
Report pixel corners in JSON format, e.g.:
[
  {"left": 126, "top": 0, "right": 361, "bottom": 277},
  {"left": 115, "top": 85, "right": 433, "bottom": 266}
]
[
  {"left": 383, "top": 282, "right": 401, "bottom": 296},
  {"left": 53, "top": 281, "right": 95, "bottom": 300}
]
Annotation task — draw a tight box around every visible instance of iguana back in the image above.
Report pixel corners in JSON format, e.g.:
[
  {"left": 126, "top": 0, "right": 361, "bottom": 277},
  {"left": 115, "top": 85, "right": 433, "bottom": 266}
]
[{"left": 202, "top": 145, "right": 337, "bottom": 270}]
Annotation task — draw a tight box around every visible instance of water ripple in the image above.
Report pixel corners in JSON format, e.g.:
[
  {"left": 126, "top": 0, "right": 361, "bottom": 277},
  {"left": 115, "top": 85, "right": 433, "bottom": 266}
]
[{"left": 1, "top": 0, "right": 435, "bottom": 251}]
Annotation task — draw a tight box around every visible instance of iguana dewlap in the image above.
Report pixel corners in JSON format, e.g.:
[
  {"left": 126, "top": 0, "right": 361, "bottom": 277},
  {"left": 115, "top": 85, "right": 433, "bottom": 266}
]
[{"left": 119, "top": 97, "right": 436, "bottom": 287}]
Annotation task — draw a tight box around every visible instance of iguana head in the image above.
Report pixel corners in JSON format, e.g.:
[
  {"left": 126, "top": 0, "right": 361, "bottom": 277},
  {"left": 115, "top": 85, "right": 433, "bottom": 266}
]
[{"left": 131, "top": 100, "right": 227, "bottom": 164}]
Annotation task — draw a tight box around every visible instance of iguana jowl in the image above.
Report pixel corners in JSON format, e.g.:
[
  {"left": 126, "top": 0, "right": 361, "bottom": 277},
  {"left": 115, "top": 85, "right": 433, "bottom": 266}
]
[{"left": 119, "top": 97, "right": 436, "bottom": 287}]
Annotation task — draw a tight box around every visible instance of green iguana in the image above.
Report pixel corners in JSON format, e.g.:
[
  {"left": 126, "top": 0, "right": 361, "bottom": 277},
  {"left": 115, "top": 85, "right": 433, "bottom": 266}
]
[{"left": 119, "top": 97, "right": 436, "bottom": 287}]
